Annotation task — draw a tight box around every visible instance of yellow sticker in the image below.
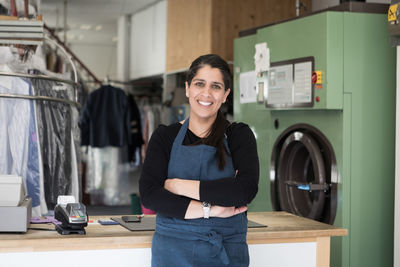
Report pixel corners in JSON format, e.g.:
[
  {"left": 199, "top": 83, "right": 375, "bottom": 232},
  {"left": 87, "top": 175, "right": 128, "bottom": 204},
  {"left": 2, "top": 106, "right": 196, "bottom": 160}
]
[
  {"left": 316, "top": 71, "right": 322, "bottom": 84},
  {"left": 388, "top": 4, "right": 398, "bottom": 22}
]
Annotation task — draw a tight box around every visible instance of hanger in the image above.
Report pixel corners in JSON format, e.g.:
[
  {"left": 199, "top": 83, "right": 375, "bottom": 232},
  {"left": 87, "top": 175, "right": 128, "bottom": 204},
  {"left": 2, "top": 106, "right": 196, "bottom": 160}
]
[{"left": 103, "top": 75, "right": 110, "bottom": 86}]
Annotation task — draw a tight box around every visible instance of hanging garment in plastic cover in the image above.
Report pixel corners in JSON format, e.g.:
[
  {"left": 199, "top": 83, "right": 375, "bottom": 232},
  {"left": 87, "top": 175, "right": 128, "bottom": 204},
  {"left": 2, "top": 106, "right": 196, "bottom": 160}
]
[
  {"left": 0, "top": 76, "right": 41, "bottom": 213},
  {"left": 31, "top": 75, "right": 81, "bottom": 210},
  {"left": 84, "top": 145, "right": 140, "bottom": 206}
]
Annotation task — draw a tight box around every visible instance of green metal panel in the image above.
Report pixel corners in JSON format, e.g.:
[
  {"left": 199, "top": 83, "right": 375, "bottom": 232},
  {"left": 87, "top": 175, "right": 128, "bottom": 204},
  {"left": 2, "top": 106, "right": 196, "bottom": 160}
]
[
  {"left": 342, "top": 12, "right": 395, "bottom": 267},
  {"left": 233, "top": 35, "right": 273, "bottom": 212},
  {"left": 326, "top": 13, "right": 344, "bottom": 109},
  {"left": 234, "top": 9, "right": 395, "bottom": 267},
  {"left": 256, "top": 12, "right": 344, "bottom": 109}
]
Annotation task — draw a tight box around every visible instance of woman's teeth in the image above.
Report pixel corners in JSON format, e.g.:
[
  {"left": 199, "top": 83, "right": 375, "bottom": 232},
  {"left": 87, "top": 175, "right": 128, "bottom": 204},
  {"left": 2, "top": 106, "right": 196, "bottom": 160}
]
[{"left": 198, "top": 101, "right": 212, "bottom": 106}]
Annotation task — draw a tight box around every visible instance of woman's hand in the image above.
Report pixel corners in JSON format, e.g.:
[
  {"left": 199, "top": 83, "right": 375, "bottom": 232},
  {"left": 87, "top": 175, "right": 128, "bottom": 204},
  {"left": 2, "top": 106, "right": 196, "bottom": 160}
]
[
  {"left": 164, "top": 178, "right": 177, "bottom": 194},
  {"left": 210, "top": 205, "right": 247, "bottom": 218}
]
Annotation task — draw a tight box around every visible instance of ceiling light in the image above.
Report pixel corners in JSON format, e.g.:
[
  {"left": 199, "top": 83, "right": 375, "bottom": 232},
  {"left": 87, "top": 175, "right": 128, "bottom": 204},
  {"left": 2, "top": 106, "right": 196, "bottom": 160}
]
[
  {"left": 67, "top": 33, "right": 75, "bottom": 39},
  {"left": 80, "top": 24, "right": 92, "bottom": 30},
  {"left": 95, "top": 25, "right": 102, "bottom": 31}
]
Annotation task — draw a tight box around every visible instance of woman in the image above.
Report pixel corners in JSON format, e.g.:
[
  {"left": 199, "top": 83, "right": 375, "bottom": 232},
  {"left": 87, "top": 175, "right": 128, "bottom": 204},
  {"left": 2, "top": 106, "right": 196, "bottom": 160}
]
[{"left": 139, "top": 54, "right": 259, "bottom": 266}]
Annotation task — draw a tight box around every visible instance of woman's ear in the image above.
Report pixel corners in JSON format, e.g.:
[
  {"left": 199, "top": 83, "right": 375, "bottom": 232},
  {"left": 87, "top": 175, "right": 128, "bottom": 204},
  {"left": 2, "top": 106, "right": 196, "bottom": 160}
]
[
  {"left": 223, "top": 88, "right": 231, "bottom": 103},
  {"left": 185, "top": 81, "right": 189, "bottom": 98}
]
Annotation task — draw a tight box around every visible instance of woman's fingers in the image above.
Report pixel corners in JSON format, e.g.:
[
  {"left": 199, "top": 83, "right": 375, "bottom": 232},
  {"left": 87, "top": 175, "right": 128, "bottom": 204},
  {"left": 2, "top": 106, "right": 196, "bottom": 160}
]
[
  {"left": 211, "top": 205, "right": 247, "bottom": 218},
  {"left": 235, "top": 206, "right": 247, "bottom": 214}
]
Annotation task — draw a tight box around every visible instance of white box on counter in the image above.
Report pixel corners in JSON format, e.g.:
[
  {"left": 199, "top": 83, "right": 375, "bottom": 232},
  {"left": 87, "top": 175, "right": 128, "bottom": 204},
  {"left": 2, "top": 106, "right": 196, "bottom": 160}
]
[{"left": 0, "top": 175, "right": 25, "bottom": 206}]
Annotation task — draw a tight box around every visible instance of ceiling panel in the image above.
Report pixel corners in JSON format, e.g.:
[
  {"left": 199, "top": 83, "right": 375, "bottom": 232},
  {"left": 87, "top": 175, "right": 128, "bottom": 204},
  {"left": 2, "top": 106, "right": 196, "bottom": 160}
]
[{"left": 41, "top": 0, "right": 159, "bottom": 44}]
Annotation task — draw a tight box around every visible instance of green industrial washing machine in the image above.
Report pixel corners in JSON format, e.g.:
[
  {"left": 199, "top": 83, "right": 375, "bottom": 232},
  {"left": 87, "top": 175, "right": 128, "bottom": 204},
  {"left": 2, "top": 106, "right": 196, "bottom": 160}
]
[{"left": 234, "top": 4, "right": 395, "bottom": 267}]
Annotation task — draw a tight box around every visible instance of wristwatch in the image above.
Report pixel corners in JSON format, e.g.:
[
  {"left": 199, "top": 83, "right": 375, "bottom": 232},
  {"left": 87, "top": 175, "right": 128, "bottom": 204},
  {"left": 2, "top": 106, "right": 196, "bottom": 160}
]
[{"left": 202, "top": 202, "right": 211, "bottom": 219}]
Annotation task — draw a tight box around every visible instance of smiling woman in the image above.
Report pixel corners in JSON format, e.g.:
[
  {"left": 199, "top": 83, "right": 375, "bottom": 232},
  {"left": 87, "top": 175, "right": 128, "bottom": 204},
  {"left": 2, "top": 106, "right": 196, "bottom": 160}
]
[
  {"left": 184, "top": 55, "right": 233, "bottom": 170},
  {"left": 185, "top": 65, "right": 230, "bottom": 131},
  {"left": 139, "top": 54, "right": 260, "bottom": 267}
]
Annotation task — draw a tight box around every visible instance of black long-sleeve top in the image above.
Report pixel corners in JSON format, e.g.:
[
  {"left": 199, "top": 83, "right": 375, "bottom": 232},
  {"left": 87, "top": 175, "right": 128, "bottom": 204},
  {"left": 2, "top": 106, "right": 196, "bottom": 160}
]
[{"left": 139, "top": 122, "right": 259, "bottom": 219}]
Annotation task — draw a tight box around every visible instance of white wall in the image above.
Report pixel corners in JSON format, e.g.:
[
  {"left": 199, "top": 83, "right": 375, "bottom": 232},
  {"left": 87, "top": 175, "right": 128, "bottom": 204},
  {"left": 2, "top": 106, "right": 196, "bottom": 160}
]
[
  {"left": 130, "top": 0, "right": 166, "bottom": 80},
  {"left": 70, "top": 43, "right": 117, "bottom": 83},
  {"left": 117, "top": 15, "right": 130, "bottom": 82}
]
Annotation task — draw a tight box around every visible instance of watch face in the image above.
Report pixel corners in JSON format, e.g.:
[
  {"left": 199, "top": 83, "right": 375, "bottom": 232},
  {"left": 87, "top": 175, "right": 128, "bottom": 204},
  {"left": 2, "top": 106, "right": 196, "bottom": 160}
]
[{"left": 202, "top": 202, "right": 210, "bottom": 208}]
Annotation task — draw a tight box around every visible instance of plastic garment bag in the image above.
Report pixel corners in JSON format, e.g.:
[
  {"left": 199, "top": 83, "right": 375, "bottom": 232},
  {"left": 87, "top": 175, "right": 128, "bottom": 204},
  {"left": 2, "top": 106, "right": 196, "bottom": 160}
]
[
  {"left": 70, "top": 106, "right": 81, "bottom": 200},
  {"left": 31, "top": 77, "right": 80, "bottom": 210},
  {"left": 84, "top": 146, "right": 139, "bottom": 206},
  {"left": 0, "top": 76, "right": 41, "bottom": 213},
  {"left": 26, "top": 84, "right": 41, "bottom": 209}
]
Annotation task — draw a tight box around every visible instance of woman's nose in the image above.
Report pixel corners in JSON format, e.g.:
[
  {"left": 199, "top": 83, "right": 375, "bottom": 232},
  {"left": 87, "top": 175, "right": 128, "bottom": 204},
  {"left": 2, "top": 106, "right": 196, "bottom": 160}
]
[{"left": 202, "top": 85, "right": 212, "bottom": 95}]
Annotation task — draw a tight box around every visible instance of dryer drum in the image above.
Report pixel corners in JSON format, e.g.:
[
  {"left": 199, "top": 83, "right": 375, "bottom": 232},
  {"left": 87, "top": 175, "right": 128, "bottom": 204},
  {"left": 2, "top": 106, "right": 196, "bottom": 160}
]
[
  {"left": 277, "top": 132, "right": 326, "bottom": 219},
  {"left": 270, "top": 124, "right": 338, "bottom": 224}
]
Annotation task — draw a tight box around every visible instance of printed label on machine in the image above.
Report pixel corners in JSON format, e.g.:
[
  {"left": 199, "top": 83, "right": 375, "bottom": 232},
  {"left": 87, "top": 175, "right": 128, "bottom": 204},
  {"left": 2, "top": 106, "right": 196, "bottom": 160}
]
[
  {"left": 268, "top": 64, "right": 293, "bottom": 105},
  {"left": 266, "top": 57, "right": 314, "bottom": 108},
  {"left": 294, "top": 62, "right": 312, "bottom": 103}
]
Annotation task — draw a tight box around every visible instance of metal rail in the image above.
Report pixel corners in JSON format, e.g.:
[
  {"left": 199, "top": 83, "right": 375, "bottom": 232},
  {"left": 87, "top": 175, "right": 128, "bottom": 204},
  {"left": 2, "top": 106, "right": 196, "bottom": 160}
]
[
  {"left": 0, "top": 93, "right": 79, "bottom": 106},
  {"left": 0, "top": 71, "right": 76, "bottom": 85},
  {"left": 0, "top": 72, "right": 80, "bottom": 106}
]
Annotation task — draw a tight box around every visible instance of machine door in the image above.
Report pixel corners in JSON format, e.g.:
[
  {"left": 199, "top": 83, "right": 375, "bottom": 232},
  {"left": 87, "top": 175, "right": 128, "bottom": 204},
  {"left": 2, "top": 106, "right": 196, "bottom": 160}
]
[{"left": 270, "top": 124, "right": 338, "bottom": 224}]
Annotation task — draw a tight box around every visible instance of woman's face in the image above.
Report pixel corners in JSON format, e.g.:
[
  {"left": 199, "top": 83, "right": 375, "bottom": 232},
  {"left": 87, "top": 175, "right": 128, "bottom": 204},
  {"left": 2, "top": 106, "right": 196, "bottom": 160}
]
[{"left": 185, "top": 65, "right": 230, "bottom": 122}]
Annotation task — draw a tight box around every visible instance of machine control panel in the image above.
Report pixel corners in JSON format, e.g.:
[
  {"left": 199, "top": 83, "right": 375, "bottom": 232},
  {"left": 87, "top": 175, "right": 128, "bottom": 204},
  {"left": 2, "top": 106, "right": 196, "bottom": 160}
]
[{"left": 265, "top": 56, "right": 314, "bottom": 109}]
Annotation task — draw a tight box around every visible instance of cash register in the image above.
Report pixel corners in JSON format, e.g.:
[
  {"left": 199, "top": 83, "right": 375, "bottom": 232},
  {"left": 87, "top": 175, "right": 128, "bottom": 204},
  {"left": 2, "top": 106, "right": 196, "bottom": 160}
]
[{"left": 0, "top": 175, "right": 32, "bottom": 232}]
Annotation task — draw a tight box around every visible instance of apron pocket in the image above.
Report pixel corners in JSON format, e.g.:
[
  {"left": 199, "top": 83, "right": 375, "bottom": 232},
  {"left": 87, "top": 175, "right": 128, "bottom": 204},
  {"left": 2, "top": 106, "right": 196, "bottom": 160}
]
[
  {"left": 223, "top": 242, "right": 249, "bottom": 267},
  {"left": 152, "top": 232, "right": 196, "bottom": 267},
  {"left": 193, "top": 241, "right": 249, "bottom": 267}
]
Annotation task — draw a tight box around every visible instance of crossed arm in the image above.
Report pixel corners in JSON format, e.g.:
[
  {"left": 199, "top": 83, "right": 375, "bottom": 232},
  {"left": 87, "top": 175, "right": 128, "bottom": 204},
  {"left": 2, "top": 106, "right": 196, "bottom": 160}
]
[
  {"left": 164, "top": 177, "right": 248, "bottom": 219},
  {"left": 139, "top": 123, "right": 259, "bottom": 219}
]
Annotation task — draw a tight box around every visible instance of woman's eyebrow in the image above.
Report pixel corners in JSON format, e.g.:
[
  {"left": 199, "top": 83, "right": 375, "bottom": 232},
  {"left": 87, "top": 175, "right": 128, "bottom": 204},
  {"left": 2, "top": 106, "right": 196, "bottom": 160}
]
[
  {"left": 192, "top": 79, "right": 223, "bottom": 86},
  {"left": 211, "top": 81, "right": 224, "bottom": 86}
]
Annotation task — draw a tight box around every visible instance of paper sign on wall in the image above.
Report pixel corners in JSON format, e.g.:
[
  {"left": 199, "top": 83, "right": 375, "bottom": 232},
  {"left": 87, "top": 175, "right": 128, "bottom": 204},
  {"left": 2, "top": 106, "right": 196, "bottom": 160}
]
[
  {"left": 254, "top": 42, "right": 270, "bottom": 74},
  {"left": 239, "top": 71, "right": 257, "bottom": 104}
]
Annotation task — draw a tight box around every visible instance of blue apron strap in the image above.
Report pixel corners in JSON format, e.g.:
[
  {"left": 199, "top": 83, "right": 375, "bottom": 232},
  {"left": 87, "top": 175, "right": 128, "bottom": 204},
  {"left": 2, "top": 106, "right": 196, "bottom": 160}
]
[
  {"left": 174, "top": 118, "right": 189, "bottom": 146},
  {"left": 169, "top": 118, "right": 190, "bottom": 159},
  {"left": 177, "top": 118, "right": 229, "bottom": 153}
]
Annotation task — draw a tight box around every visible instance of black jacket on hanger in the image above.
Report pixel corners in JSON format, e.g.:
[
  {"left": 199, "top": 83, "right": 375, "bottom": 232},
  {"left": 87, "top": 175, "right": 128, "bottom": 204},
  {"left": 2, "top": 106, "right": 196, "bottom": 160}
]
[{"left": 80, "top": 85, "right": 131, "bottom": 147}]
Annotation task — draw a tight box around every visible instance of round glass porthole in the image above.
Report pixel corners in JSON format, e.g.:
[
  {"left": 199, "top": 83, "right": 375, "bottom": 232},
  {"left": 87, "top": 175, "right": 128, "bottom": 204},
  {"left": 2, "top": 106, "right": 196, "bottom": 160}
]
[{"left": 270, "top": 124, "right": 338, "bottom": 224}]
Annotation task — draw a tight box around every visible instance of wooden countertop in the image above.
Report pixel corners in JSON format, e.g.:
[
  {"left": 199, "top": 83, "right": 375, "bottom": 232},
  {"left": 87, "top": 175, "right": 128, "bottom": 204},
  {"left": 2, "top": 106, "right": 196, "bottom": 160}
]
[
  {"left": 0, "top": 212, "right": 347, "bottom": 253},
  {"left": 247, "top": 212, "right": 347, "bottom": 240}
]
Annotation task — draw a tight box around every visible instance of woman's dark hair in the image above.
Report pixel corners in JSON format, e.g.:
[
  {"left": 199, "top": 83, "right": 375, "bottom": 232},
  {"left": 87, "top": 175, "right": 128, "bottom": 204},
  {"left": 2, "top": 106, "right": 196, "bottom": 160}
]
[{"left": 186, "top": 54, "right": 232, "bottom": 170}]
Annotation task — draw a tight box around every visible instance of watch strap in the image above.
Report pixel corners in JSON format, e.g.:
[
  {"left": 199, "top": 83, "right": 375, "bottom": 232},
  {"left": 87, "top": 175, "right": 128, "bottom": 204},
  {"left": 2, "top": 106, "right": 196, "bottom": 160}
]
[{"left": 202, "top": 201, "right": 211, "bottom": 219}]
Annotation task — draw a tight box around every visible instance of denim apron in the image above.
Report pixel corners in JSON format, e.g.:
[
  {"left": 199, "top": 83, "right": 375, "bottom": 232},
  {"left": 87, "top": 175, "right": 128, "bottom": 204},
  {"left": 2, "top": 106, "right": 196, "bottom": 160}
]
[{"left": 152, "top": 119, "right": 249, "bottom": 267}]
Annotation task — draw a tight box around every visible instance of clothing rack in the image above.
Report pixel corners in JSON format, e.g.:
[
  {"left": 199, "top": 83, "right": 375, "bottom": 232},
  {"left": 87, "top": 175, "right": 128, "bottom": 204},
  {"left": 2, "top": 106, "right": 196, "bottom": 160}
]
[
  {"left": 0, "top": 31, "right": 82, "bottom": 215},
  {"left": 0, "top": 71, "right": 79, "bottom": 106},
  {"left": 0, "top": 32, "right": 80, "bottom": 106}
]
